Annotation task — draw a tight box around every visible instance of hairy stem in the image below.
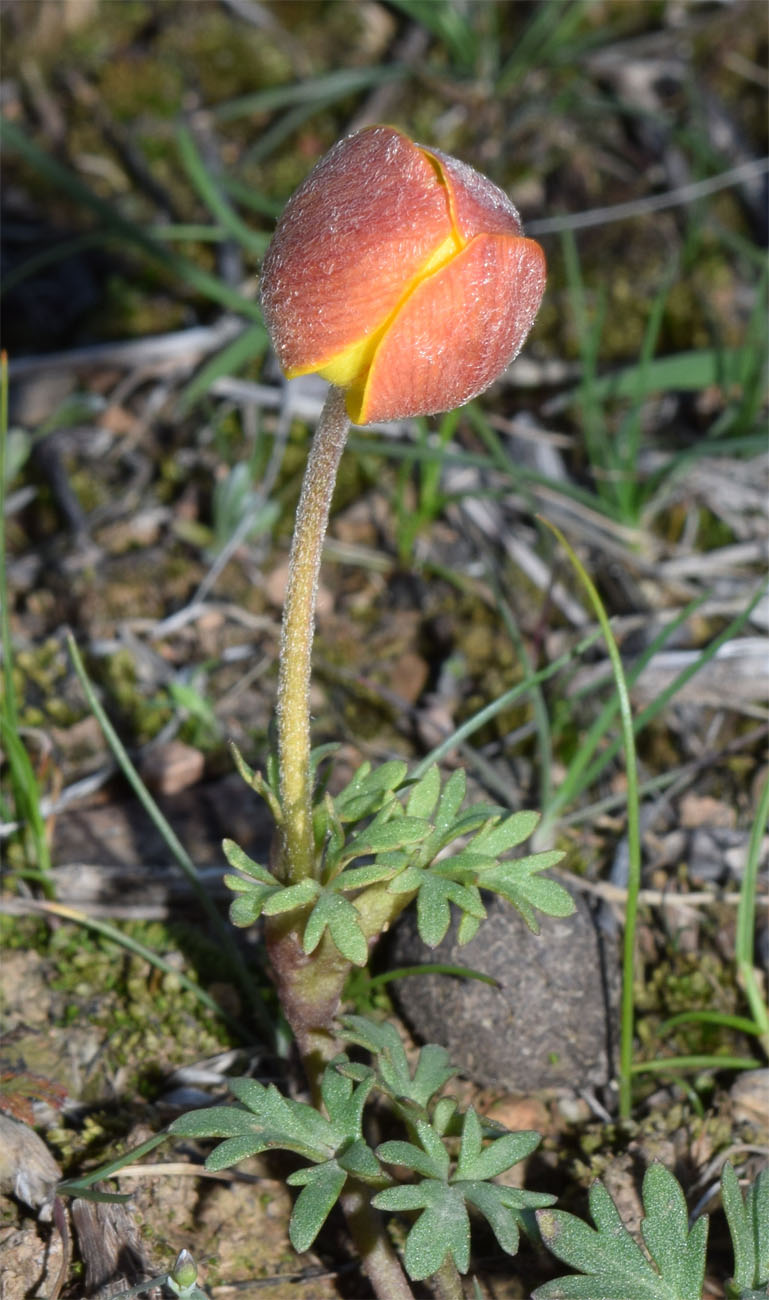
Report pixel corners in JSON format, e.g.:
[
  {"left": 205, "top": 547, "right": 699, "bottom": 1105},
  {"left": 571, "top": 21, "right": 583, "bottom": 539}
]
[
  {"left": 272, "top": 387, "right": 413, "bottom": 1298},
  {"left": 433, "top": 1257, "right": 467, "bottom": 1300},
  {"left": 341, "top": 1180, "right": 416, "bottom": 1300},
  {"left": 277, "top": 385, "right": 350, "bottom": 882}
]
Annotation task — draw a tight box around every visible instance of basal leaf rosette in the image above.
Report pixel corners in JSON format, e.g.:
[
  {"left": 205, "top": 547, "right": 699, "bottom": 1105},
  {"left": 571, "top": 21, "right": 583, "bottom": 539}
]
[{"left": 260, "top": 125, "right": 546, "bottom": 424}]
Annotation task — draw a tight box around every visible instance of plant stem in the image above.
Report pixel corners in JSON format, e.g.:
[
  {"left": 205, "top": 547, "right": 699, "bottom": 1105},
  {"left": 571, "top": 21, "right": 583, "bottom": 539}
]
[
  {"left": 433, "top": 1258, "right": 467, "bottom": 1300},
  {"left": 340, "top": 1180, "right": 416, "bottom": 1300},
  {"left": 277, "top": 385, "right": 350, "bottom": 883}
]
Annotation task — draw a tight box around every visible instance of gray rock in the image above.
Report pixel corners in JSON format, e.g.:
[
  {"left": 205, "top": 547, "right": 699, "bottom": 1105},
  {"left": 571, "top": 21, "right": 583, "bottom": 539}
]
[{"left": 388, "top": 888, "right": 618, "bottom": 1092}]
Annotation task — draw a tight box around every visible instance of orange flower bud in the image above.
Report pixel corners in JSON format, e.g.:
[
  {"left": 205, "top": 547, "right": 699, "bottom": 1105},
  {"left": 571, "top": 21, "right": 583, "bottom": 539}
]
[{"left": 260, "top": 126, "right": 546, "bottom": 425}]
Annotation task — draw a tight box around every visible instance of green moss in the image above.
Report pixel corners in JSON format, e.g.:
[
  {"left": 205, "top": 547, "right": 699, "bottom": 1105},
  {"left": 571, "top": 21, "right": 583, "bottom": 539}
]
[{"left": 7, "top": 637, "right": 83, "bottom": 729}]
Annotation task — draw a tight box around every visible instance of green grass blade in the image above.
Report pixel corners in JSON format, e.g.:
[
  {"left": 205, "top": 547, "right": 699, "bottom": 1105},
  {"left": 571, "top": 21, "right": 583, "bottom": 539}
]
[
  {"left": 151, "top": 223, "right": 227, "bottom": 242},
  {"left": 211, "top": 65, "right": 408, "bottom": 124},
  {"left": 0, "top": 719, "right": 53, "bottom": 885},
  {"left": 66, "top": 633, "right": 275, "bottom": 1047},
  {"left": 540, "top": 520, "right": 641, "bottom": 1120},
  {"left": 387, "top": 0, "right": 478, "bottom": 68},
  {"left": 630, "top": 1054, "right": 761, "bottom": 1075},
  {"left": 28, "top": 899, "right": 247, "bottom": 1036},
  {"left": 411, "top": 626, "right": 604, "bottom": 781},
  {"left": 539, "top": 593, "right": 711, "bottom": 832},
  {"left": 176, "top": 126, "right": 269, "bottom": 258},
  {"left": 496, "top": 0, "right": 592, "bottom": 90},
  {"left": 0, "top": 119, "right": 263, "bottom": 322},
  {"left": 0, "top": 353, "right": 14, "bottom": 730},
  {"left": 57, "top": 1132, "right": 169, "bottom": 1196},
  {"left": 582, "top": 348, "right": 747, "bottom": 403},
  {"left": 659, "top": 1011, "right": 763, "bottom": 1037},
  {"left": 735, "top": 774, "right": 769, "bottom": 1047},
  {"left": 220, "top": 175, "right": 283, "bottom": 219},
  {"left": 0, "top": 354, "right": 54, "bottom": 891},
  {"left": 564, "top": 584, "right": 767, "bottom": 810},
  {"left": 178, "top": 323, "right": 268, "bottom": 411},
  {"left": 365, "top": 963, "right": 501, "bottom": 990},
  {"left": 613, "top": 261, "right": 678, "bottom": 522}
]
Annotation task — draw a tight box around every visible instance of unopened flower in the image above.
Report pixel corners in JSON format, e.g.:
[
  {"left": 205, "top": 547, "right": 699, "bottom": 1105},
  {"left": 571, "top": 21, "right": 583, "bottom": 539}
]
[{"left": 260, "top": 125, "right": 545, "bottom": 424}]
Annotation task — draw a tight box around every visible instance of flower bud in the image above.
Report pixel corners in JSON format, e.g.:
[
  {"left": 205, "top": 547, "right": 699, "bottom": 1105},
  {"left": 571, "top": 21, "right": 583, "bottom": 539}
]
[{"left": 260, "top": 126, "right": 545, "bottom": 425}]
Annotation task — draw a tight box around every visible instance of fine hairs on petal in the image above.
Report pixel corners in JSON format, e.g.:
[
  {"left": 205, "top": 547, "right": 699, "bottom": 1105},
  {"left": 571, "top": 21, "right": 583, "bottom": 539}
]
[{"left": 259, "top": 125, "right": 546, "bottom": 424}]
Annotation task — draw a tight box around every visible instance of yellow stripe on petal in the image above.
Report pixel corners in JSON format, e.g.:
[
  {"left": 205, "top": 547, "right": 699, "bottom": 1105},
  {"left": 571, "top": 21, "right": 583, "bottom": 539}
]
[{"left": 291, "top": 232, "right": 462, "bottom": 414}]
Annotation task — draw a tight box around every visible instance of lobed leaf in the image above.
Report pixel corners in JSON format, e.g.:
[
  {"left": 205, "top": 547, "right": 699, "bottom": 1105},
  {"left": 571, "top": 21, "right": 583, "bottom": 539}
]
[
  {"left": 334, "top": 861, "right": 399, "bottom": 890},
  {"left": 204, "top": 1135, "right": 271, "bottom": 1169},
  {"left": 345, "top": 815, "right": 431, "bottom": 857},
  {"left": 722, "top": 1162, "right": 769, "bottom": 1293},
  {"left": 534, "top": 1169, "right": 709, "bottom": 1300},
  {"left": 480, "top": 853, "right": 572, "bottom": 930},
  {"left": 406, "top": 764, "right": 442, "bottom": 819},
  {"left": 287, "top": 1161, "right": 347, "bottom": 1252},
  {"left": 416, "top": 875, "right": 485, "bottom": 947},
  {"left": 222, "top": 839, "right": 274, "bottom": 884},
  {"left": 261, "top": 879, "right": 320, "bottom": 915},
  {"left": 303, "top": 892, "right": 368, "bottom": 966},
  {"left": 405, "top": 1182, "right": 471, "bottom": 1280},
  {"left": 433, "top": 767, "right": 467, "bottom": 833},
  {"left": 228, "top": 891, "right": 267, "bottom": 927},
  {"left": 470, "top": 810, "right": 541, "bottom": 856},
  {"left": 373, "top": 1180, "right": 471, "bottom": 1280},
  {"left": 336, "top": 1137, "right": 382, "bottom": 1180},
  {"left": 454, "top": 1108, "right": 540, "bottom": 1183},
  {"left": 169, "top": 1106, "right": 259, "bottom": 1140},
  {"left": 335, "top": 760, "right": 409, "bottom": 822},
  {"left": 461, "top": 1180, "right": 521, "bottom": 1256},
  {"left": 641, "top": 1164, "right": 707, "bottom": 1300}
]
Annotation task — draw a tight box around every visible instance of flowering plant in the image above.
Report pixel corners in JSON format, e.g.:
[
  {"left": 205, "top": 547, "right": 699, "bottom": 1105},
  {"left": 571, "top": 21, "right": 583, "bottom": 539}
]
[{"left": 168, "top": 128, "right": 569, "bottom": 1300}]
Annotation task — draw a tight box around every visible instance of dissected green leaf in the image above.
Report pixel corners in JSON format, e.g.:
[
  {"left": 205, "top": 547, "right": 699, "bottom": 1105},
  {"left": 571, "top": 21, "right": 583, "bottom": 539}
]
[
  {"left": 461, "top": 1180, "right": 522, "bottom": 1256},
  {"left": 169, "top": 1067, "right": 374, "bottom": 1175},
  {"left": 373, "top": 1180, "right": 471, "bottom": 1280},
  {"left": 407, "top": 1044, "right": 457, "bottom": 1108},
  {"left": 454, "top": 1108, "right": 540, "bottom": 1182},
  {"left": 641, "top": 1164, "right": 707, "bottom": 1300},
  {"left": 416, "top": 875, "right": 485, "bottom": 947},
  {"left": 222, "top": 840, "right": 274, "bottom": 884},
  {"left": 335, "top": 760, "right": 409, "bottom": 822},
  {"left": 261, "top": 879, "right": 321, "bottom": 915},
  {"left": 534, "top": 1167, "right": 709, "bottom": 1300},
  {"left": 406, "top": 765, "right": 442, "bottom": 819},
  {"left": 434, "top": 767, "right": 467, "bottom": 834},
  {"left": 287, "top": 1161, "right": 347, "bottom": 1252},
  {"left": 470, "top": 810, "right": 541, "bottom": 856},
  {"left": 228, "top": 747, "right": 282, "bottom": 824},
  {"left": 204, "top": 1135, "right": 271, "bottom": 1168},
  {"left": 723, "top": 1162, "right": 769, "bottom": 1293},
  {"left": 480, "top": 852, "right": 572, "bottom": 930},
  {"left": 169, "top": 1105, "right": 262, "bottom": 1140},
  {"left": 303, "top": 891, "right": 368, "bottom": 965},
  {"left": 338, "top": 1015, "right": 457, "bottom": 1110},
  {"left": 228, "top": 891, "right": 266, "bottom": 926},
  {"left": 334, "top": 861, "right": 400, "bottom": 890},
  {"left": 378, "top": 1119, "right": 450, "bottom": 1182},
  {"left": 345, "top": 815, "right": 430, "bottom": 857},
  {"left": 336, "top": 1137, "right": 382, "bottom": 1180}
]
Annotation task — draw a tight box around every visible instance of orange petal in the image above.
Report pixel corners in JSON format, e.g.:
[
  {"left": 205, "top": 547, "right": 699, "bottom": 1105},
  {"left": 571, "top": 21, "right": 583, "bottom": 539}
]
[
  {"left": 422, "top": 146, "right": 525, "bottom": 241},
  {"left": 352, "top": 234, "right": 546, "bottom": 425},
  {"left": 260, "top": 126, "right": 453, "bottom": 377}
]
